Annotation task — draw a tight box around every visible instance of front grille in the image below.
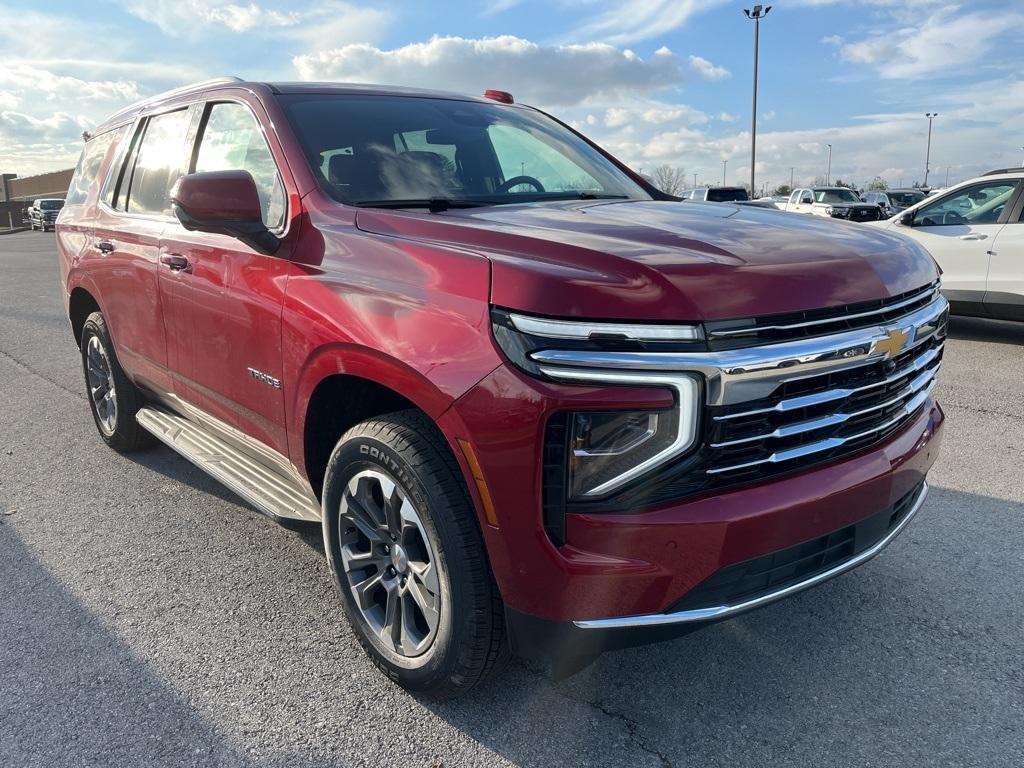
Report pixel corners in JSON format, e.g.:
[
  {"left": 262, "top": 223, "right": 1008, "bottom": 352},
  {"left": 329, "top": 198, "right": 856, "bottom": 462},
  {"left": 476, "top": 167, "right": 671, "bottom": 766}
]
[
  {"left": 705, "top": 320, "right": 945, "bottom": 481},
  {"left": 555, "top": 304, "right": 946, "bottom": 515},
  {"left": 848, "top": 207, "right": 882, "bottom": 222},
  {"left": 668, "top": 481, "right": 924, "bottom": 612},
  {"left": 705, "top": 281, "right": 939, "bottom": 349}
]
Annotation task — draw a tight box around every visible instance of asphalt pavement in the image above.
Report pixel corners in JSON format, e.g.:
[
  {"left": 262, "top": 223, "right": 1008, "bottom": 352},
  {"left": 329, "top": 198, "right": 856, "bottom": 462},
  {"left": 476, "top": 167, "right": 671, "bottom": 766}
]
[{"left": 1, "top": 230, "right": 1021, "bottom": 767}]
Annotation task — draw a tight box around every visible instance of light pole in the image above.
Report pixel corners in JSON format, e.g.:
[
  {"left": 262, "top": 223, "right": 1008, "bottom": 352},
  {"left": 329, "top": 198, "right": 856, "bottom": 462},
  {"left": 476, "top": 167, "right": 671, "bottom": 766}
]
[
  {"left": 693, "top": 172, "right": 698, "bottom": 189},
  {"left": 924, "top": 112, "right": 938, "bottom": 186},
  {"left": 743, "top": 5, "right": 771, "bottom": 198},
  {"left": 944, "top": 166, "right": 951, "bottom": 187},
  {"left": 722, "top": 159, "right": 728, "bottom": 185},
  {"left": 826, "top": 144, "right": 832, "bottom": 185},
  {"left": 789, "top": 166, "right": 794, "bottom": 191}
]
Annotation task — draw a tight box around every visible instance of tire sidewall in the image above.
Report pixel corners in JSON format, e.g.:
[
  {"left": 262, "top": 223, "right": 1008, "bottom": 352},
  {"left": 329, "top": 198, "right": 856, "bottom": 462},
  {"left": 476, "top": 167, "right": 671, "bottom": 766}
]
[
  {"left": 80, "top": 314, "right": 135, "bottom": 447},
  {"left": 323, "top": 432, "right": 464, "bottom": 688}
]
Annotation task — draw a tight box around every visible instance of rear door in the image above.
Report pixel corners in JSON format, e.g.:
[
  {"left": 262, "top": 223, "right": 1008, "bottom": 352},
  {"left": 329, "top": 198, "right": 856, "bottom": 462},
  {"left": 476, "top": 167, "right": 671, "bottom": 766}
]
[
  {"left": 983, "top": 186, "right": 1024, "bottom": 320},
  {"left": 90, "top": 106, "right": 196, "bottom": 394},
  {"left": 898, "top": 179, "right": 1020, "bottom": 305},
  {"left": 159, "top": 97, "right": 294, "bottom": 456}
]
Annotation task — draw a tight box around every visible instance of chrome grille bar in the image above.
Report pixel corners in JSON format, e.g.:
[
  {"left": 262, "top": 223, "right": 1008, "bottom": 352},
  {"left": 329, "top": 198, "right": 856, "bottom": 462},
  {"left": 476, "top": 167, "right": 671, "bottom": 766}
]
[
  {"left": 707, "top": 380, "right": 936, "bottom": 475},
  {"left": 713, "top": 343, "right": 942, "bottom": 423}
]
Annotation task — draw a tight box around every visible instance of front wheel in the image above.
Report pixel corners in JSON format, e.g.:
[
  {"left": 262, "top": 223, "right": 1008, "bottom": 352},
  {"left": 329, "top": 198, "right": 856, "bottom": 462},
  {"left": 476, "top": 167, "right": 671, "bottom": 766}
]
[{"left": 322, "top": 411, "right": 506, "bottom": 699}]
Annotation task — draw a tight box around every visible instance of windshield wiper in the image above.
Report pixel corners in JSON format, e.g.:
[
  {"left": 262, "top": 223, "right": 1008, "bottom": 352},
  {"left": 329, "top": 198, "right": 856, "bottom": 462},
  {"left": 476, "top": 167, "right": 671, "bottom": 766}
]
[
  {"left": 543, "top": 192, "right": 630, "bottom": 201},
  {"left": 354, "top": 198, "right": 496, "bottom": 212}
]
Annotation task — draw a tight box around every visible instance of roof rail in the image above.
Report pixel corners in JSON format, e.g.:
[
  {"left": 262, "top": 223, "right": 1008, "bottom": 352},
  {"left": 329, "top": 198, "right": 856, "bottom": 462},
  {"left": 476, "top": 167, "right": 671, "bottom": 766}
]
[
  {"left": 102, "top": 76, "right": 245, "bottom": 125},
  {"left": 983, "top": 166, "right": 1024, "bottom": 176}
]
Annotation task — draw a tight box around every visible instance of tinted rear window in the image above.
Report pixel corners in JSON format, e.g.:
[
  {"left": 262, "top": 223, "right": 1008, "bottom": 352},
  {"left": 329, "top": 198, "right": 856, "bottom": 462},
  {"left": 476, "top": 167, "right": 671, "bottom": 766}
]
[
  {"left": 706, "top": 188, "right": 749, "bottom": 202},
  {"left": 66, "top": 127, "right": 124, "bottom": 206}
]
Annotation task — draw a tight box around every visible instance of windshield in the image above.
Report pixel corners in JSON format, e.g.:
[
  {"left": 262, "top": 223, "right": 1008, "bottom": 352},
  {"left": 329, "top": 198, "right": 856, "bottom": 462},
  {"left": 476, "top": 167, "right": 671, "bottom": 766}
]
[
  {"left": 279, "top": 94, "right": 650, "bottom": 207},
  {"left": 39, "top": 200, "right": 64, "bottom": 210},
  {"left": 813, "top": 189, "right": 860, "bottom": 204},
  {"left": 888, "top": 191, "right": 924, "bottom": 207},
  {"left": 706, "top": 188, "right": 749, "bottom": 202}
]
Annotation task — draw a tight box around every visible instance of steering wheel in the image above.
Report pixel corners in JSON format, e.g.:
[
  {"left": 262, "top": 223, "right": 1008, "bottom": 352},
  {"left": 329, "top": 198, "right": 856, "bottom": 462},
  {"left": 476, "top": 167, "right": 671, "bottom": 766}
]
[
  {"left": 496, "top": 175, "right": 546, "bottom": 194},
  {"left": 941, "top": 210, "right": 967, "bottom": 225}
]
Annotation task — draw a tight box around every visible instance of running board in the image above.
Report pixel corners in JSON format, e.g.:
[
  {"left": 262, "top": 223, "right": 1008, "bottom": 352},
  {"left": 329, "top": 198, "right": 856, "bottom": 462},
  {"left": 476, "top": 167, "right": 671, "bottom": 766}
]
[{"left": 136, "top": 406, "right": 321, "bottom": 523}]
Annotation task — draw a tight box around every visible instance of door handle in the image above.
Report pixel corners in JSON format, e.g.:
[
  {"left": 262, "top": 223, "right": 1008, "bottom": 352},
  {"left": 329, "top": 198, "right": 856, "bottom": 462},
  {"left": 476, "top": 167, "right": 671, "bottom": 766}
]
[
  {"left": 160, "top": 253, "right": 192, "bottom": 273},
  {"left": 96, "top": 240, "right": 115, "bottom": 253},
  {"left": 959, "top": 234, "right": 989, "bottom": 241}
]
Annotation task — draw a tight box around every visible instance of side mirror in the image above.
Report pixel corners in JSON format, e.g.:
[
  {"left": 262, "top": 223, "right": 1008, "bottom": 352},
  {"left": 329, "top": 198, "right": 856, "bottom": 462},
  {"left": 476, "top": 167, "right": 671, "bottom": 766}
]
[
  {"left": 899, "top": 212, "right": 914, "bottom": 226},
  {"left": 170, "top": 171, "right": 279, "bottom": 255}
]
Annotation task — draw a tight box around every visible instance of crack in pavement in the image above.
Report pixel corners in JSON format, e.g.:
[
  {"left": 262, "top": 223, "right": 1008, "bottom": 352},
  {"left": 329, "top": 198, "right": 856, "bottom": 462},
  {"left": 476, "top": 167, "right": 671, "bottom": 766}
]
[
  {"left": 513, "top": 660, "right": 674, "bottom": 767},
  {"left": 0, "top": 348, "right": 84, "bottom": 401}
]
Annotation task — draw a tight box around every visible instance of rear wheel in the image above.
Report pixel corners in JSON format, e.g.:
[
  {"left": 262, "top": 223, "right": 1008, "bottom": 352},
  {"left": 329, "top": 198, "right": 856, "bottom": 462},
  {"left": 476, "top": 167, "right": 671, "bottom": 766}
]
[
  {"left": 322, "top": 411, "right": 506, "bottom": 699},
  {"left": 80, "top": 312, "right": 152, "bottom": 452}
]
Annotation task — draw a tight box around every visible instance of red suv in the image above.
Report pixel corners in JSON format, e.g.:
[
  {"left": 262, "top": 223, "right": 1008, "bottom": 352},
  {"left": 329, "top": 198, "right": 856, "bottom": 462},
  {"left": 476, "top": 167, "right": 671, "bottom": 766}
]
[{"left": 58, "top": 78, "right": 946, "bottom": 699}]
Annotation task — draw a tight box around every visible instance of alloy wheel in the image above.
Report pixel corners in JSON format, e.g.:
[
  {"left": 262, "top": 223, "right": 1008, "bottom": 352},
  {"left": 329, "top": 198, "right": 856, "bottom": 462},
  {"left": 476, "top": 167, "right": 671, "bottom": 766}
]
[
  {"left": 338, "top": 469, "right": 442, "bottom": 658},
  {"left": 86, "top": 334, "right": 117, "bottom": 435}
]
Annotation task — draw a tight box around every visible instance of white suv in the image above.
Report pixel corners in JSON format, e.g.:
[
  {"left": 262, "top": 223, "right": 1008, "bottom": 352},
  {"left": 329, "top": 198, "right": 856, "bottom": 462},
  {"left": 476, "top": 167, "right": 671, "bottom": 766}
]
[{"left": 868, "top": 168, "right": 1024, "bottom": 322}]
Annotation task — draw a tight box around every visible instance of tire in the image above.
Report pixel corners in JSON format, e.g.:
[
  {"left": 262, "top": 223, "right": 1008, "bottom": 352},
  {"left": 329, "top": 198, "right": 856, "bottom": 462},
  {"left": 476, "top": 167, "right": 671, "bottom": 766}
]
[
  {"left": 80, "top": 312, "right": 152, "bottom": 452},
  {"left": 322, "top": 410, "right": 506, "bottom": 700}
]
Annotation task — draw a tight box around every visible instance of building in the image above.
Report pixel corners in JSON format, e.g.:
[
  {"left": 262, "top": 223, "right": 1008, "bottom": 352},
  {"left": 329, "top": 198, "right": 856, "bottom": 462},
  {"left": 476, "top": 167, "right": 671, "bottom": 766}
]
[
  {"left": 0, "top": 169, "right": 74, "bottom": 228},
  {"left": 0, "top": 168, "right": 75, "bottom": 202}
]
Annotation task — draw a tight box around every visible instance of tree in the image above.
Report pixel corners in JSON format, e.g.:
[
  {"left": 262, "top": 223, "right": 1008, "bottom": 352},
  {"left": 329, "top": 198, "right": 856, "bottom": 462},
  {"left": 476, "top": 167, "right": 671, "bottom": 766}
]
[
  {"left": 867, "top": 176, "right": 888, "bottom": 191},
  {"left": 833, "top": 179, "right": 854, "bottom": 189},
  {"left": 774, "top": 184, "right": 792, "bottom": 197},
  {"left": 651, "top": 164, "right": 687, "bottom": 196}
]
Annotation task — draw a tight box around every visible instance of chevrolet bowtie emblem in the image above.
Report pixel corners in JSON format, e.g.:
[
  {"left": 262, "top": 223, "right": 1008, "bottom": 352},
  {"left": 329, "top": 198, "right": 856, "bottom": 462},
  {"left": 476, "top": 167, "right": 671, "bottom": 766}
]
[{"left": 874, "top": 328, "right": 910, "bottom": 360}]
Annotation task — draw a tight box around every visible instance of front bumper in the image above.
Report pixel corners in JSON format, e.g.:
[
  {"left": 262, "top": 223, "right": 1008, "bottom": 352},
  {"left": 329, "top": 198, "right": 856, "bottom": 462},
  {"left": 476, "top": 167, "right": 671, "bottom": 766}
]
[
  {"left": 504, "top": 476, "right": 934, "bottom": 676},
  {"left": 454, "top": 354, "right": 944, "bottom": 623}
]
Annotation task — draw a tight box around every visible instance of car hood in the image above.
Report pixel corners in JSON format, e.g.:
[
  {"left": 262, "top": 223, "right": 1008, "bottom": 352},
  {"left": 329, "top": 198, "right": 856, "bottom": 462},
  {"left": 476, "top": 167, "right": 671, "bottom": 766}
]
[{"left": 355, "top": 199, "right": 938, "bottom": 322}]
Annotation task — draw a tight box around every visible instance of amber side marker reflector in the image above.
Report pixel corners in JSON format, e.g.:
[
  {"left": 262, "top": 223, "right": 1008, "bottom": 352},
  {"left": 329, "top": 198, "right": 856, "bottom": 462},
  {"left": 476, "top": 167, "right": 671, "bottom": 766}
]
[{"left": 457, "top": 439, "right": 499, "bottom": 528}]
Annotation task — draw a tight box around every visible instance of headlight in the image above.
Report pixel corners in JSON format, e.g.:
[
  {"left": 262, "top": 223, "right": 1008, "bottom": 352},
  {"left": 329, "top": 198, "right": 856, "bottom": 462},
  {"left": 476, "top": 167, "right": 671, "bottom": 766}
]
[
  {"left": 569, "top": 408, "right": 680, "bottom": 497},
  {"left": 491, "top": 308, "right": 704, "bottom": 498},
  {"left": 824, "top": 206, "right": 835, "bottom": 216}
]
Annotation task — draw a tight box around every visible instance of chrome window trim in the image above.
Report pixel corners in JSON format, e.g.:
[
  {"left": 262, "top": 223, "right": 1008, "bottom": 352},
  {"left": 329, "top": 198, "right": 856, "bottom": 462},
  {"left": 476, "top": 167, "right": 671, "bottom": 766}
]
[
  {"left": 573, "top": 482, "right": 929, "bottom": 629},
  {"left": 534, "top": 367, "right": 700, "bottom": 497},
  {"left": 708, "top": 282, "right": 939, "bottom": 338}
]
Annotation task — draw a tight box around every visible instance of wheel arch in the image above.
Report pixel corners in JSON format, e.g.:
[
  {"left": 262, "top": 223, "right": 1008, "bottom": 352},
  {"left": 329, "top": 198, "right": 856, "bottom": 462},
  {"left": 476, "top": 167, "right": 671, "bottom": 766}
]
[{"left": 68, "top": 286, "right": 103, "bottom": 345}]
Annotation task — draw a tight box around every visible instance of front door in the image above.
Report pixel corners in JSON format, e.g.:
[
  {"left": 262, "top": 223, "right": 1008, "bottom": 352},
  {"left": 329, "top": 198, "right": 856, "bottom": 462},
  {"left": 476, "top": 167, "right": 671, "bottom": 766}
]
[
  {"left": 984, "top": 192, "right": 1024, "bottom": 319},
  {"left": 160, "top": 98, "right": 294, "bottom": 456},
  {"left": 898, "top": 180, "right": 1021, "bottom": 303}
]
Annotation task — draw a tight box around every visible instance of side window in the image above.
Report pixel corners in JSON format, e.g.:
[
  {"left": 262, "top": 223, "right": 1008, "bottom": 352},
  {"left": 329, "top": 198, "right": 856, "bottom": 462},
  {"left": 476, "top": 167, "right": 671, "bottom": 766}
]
[
  {"left": 125, "top": 109, "right": 192, "bottom": 216},
  {"left": 789, "top": 191, "right": 800, "bottom": 204},
  {"left": 913, "top": 182, "right": 1017, "bottom": 227},
  {"left": 194, "top": 102, "right": 286, "bottom": 230},
  {"left": 66, "top": 127, "right": 124, "bottom": 206},
  {"left": 801, "top": 190, "right": 813, "bottom": 204}
]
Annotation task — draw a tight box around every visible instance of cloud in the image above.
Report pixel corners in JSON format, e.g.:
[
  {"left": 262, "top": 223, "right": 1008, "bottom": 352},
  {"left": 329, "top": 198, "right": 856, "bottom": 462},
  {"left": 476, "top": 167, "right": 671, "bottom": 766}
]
[
  {"left": 293, "top": 36, "right": 682, "bottom": 107},
  {"left": 824, "top": 6, "right": 1024, "bottom": 78},
  {"left": 688, "top": 55, "right": 731, "bottom": 81},
  {"left": 121, "top": 0, "right": 391, "bottom": 44},
  {"left": 718, "top": 112, "right": 738, "bottom": 123},
  {"left": 567, "top": 0, "right": 729, "bottom": 45}
]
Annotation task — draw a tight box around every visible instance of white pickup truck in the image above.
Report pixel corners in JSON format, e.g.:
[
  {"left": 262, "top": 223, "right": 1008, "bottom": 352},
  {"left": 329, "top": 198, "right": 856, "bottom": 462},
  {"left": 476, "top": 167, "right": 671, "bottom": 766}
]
[{"left": 783, "top": 187, "right": 883, "bottom": 223}]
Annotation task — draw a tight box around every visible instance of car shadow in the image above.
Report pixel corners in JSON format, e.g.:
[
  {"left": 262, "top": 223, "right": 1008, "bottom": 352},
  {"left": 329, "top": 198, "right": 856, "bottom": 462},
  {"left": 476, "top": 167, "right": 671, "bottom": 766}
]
[
  {"left": 946, "top": 315, "right": 1024, "bottom": 345},
  {"left": 0, "top": 524, "right": 250, "bottom": 766}
]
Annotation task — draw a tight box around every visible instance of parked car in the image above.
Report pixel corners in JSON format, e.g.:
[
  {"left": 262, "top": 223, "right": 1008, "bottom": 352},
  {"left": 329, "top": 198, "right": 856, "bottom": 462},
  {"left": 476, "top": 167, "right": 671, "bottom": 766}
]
[
  {"left": 868, "top": 168, "right": 1024, "bottom": 321},
  {"left": 686, "top": 186, "right": 749, "bottom": 203},
  {"left": 884, "top": 188, "right": 926, "bottom": 215},
  {"left": 58, "top": 78, "right": 946, "bottom": 698},
  {"left": 28, "top": 198, "right": 65, "bottom": 230},
  {"left": 783, "top": 187, "right": 884, "bottom": 222}
]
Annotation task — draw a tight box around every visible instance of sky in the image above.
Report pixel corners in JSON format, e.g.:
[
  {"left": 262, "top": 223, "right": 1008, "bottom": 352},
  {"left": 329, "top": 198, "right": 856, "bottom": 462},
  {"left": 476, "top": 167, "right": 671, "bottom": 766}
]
[{"left": 1, "top": 0, "right": 1021, "bottom": 191}]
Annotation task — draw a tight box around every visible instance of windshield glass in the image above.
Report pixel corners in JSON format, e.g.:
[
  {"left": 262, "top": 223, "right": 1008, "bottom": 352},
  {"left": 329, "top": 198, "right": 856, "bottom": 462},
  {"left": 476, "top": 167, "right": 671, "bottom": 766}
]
[
  {"left": 888, "top": 191, "right": 924, "bottom": 207},
  {"left": 279, "top": 94, "right": 650, "bottom": 206},
  {"left": 39, "top": 200, "right": 64, "bottom": 210},
  {"left": 813, "top": 189, "right": 860, "bottom": 204},
  {"left": 706, "top": 188, "right": 749, "bottom": 202}
]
